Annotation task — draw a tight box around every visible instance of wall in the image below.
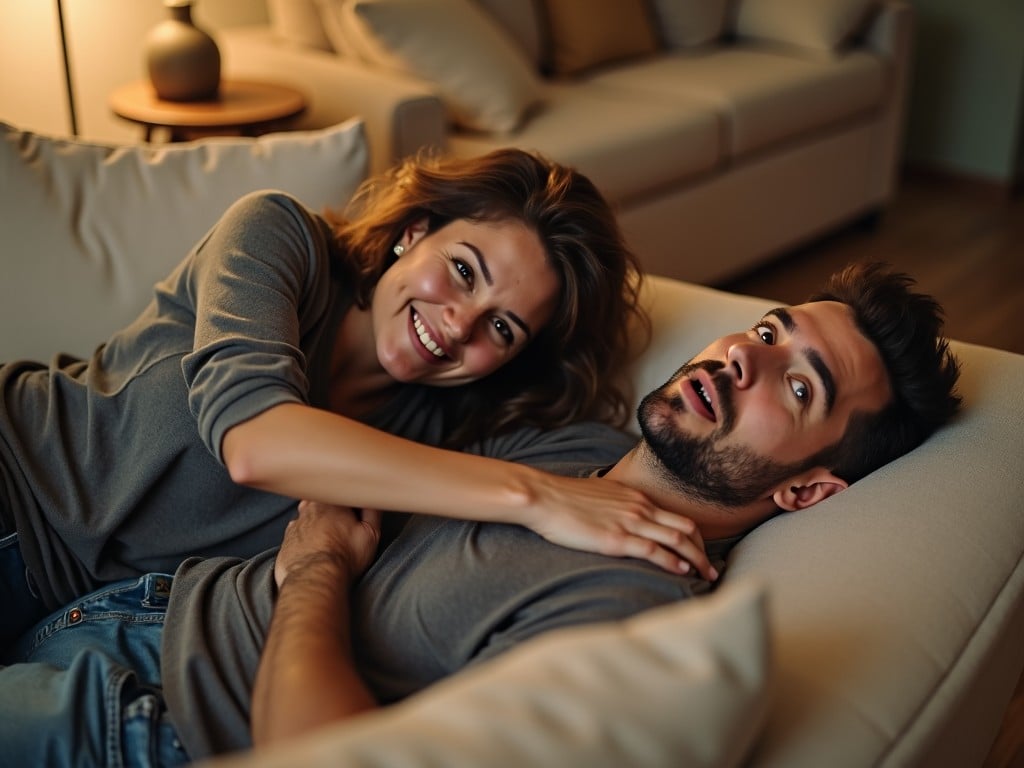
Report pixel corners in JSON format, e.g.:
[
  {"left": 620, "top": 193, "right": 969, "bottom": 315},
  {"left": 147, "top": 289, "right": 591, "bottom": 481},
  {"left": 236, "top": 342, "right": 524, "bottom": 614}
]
[
  {"left": 903, "top": 0, "right": 1024, "bottom": 190},
  {"left": 0, "top": 0, "right": 268, "bottom": 142}
]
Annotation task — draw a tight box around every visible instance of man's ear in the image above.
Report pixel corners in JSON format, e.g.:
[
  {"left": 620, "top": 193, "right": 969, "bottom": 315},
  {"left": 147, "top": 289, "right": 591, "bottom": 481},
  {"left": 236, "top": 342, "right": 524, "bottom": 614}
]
[
  {"left": 771, "top": 467, "right": 848, "bottom": 512},
  {"left": 399, "top": 217, "right": 430, "bottom": 252}
]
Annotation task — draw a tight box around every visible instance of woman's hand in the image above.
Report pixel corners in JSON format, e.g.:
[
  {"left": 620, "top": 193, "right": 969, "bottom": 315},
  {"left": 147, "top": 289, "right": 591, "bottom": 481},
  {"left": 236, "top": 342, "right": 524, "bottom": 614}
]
[
  {"left": 274, "top": 500, "right": 383, "bottom": 590},
  {"left": 522, "top": 474, "right": 717, "bottom": 581}
]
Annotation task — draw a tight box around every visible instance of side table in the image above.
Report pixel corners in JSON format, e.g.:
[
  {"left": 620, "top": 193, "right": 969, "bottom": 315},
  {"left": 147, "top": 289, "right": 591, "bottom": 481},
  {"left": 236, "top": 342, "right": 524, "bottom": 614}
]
[{"left": 109, "top": 79, "right": 306, "bottom": 142}]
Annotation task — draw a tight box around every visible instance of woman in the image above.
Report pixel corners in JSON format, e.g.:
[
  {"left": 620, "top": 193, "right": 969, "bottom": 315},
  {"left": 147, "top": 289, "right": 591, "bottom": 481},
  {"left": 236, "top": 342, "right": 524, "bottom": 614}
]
[{"left": 0, "top": 148, "right": 698, "bottom": 648}]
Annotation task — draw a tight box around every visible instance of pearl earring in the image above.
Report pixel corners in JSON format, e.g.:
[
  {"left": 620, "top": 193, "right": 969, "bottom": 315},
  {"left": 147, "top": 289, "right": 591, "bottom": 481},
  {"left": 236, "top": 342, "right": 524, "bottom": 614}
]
[{"left": 393, "top": 244, "right": 405, "bottom": 256}]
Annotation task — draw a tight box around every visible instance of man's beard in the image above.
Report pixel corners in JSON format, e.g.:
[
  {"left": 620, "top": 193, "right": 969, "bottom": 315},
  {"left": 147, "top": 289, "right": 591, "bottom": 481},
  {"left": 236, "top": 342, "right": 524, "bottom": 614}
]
[{"left": 637, "top": 360, "right": 806, "bottom": 507}]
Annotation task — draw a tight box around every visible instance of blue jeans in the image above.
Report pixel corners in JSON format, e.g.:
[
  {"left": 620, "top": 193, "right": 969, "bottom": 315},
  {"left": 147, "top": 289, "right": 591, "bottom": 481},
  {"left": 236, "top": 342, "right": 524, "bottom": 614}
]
[
  {"left": 0, "top": 532, "right": 51, "bottom": 652},
  {"left": 0, "top": 573, "right": 190, "bottom": 767}
]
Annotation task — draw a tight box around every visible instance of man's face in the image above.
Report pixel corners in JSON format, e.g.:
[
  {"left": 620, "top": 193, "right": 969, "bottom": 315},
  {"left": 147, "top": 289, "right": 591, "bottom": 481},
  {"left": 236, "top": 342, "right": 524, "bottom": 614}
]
[{"left": 637, "top": 300, "right": 891, "bottom": 506}]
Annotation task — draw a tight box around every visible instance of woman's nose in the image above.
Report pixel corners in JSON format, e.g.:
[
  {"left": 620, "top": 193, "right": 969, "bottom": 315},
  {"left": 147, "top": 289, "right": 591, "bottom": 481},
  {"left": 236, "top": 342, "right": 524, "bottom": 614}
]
[{"left": 444, "top": 304, "right": 479, "bottom": 343}]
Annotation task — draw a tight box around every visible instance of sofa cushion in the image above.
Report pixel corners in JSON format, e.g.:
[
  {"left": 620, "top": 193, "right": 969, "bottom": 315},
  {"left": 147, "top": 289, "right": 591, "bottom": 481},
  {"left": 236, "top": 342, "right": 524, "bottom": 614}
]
[
  {"left": 449, "top": 81, "right": 721, "bottom": 204},
  {"left": 588, "top": 46, "right": 885, "bottom": 158},
  {"left": 650, "top": 0, "right": 730, "bottom": 49},
  {"left": 541, "top": 0, "right": 661, "bottom": 77},
  {"left": 329, "top": 0, "right": 543, "bottom": 134},
  {"left": 203, "top": 578, "right": 772, "bottom": 768},
  {"left": 267, "top": 0, "right": 334, "bottom": 52},
  {"left": 0, "top": 119, "right": 368, "bottom": 362},
  {"left": 735, "top": 0, "right": 878, "bottom": 55},
  {"left": 474, "top": 0, "right": 545, "bottom": 70}
]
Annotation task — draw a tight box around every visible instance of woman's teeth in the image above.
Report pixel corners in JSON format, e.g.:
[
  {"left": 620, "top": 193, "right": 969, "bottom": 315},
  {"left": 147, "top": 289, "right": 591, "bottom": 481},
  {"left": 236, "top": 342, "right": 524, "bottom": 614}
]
[{"left": 413, "top": 313, "right": 445, "bottom": 357}]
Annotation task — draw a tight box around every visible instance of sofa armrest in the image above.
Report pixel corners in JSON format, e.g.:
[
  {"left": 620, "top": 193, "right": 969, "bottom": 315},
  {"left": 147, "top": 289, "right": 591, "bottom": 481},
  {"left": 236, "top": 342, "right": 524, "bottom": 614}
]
[{"left": 219, "top": 26, "right": 447, "bottom": 175}]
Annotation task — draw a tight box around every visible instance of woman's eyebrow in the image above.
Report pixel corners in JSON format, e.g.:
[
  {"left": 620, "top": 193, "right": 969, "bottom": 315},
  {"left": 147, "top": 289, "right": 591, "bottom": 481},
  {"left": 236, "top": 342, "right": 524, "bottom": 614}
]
[{"left": 457, "top": 240, "right": 531, "bottom": 339}]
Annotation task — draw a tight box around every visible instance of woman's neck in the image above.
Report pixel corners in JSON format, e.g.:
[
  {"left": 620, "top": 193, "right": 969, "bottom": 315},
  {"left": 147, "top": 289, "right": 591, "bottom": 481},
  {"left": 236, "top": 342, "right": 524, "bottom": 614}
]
[{"left": 328, "top": 306, "right": 400, "bottom": 417}]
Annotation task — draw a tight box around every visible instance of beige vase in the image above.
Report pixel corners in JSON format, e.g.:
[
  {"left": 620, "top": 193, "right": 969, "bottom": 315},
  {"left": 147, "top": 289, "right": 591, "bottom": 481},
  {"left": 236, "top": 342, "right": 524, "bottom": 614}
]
[{"left": 145, "top": 0, "right": 221, "bottom": 101}]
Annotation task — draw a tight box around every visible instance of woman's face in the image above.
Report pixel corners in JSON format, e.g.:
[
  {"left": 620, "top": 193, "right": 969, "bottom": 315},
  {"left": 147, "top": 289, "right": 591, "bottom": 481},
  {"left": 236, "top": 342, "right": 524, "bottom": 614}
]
[{"left": 371, "top": 217, "right": 560, "bottom": 387}]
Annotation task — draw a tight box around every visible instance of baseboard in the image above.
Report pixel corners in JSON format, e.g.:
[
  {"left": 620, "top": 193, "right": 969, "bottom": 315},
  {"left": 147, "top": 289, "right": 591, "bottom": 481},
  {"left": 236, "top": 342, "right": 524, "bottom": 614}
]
[{"left": 901, "top": 164, "right": 1021, "bottom": 202}]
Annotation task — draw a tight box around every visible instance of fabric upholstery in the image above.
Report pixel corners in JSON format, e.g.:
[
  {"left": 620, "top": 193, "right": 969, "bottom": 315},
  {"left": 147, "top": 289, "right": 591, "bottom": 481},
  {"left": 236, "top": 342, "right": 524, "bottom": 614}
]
[
  {"left": 588, "top": 46, "right": 884, "bottom": 157},
  {"left": 650, "top": 0, "right": 730, "bottom": 48},
  {"left": 542, "top": 0, "right": 661, "bottom": 77},
  {"left": 200, "top": 579, "right": 772, "bottom": 768},
  {"left": 267, "top": 0, "right": 334, "bottom": 51},
  {"left": 474, "top": 0, "right": 545, "bottom": 70},
  {"left": 0, "top": 119, "right": 368, "bottom": 361},
  {"left": 736, "top": 0, "right": 879, "bottom": 54},
  {"left": 329, "top": 0, "right": 544, "bottom": 133}
]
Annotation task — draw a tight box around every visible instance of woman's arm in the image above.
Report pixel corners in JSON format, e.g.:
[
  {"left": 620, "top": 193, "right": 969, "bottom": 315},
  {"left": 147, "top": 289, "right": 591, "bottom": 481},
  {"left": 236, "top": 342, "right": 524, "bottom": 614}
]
[
  {"left": 223, "top": 403, "right": 714, "bottom": 578},
  {"left": 251, "top": 502, "right": 381, "bottom": 747}
]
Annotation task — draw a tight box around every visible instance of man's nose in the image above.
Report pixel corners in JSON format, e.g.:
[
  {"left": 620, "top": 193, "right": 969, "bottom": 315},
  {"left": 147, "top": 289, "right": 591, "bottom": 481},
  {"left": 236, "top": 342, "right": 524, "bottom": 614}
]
[{"left": 726, "top": 340, "right": 776, "bottom": 389}]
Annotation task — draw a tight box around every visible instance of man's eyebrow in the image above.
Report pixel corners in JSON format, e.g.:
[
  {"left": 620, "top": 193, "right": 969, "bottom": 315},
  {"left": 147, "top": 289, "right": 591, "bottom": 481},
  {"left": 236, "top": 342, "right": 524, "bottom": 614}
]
[
  {"left": 767, "top": 308, "right": 836, "bottom": 414},
  {"left": 458, "top": 240, "right": 532, "bottom": 340}
]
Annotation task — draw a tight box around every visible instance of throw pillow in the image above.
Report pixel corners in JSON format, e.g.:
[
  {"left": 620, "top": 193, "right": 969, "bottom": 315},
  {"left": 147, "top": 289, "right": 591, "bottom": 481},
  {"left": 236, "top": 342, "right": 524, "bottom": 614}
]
[
  {"left": 735, "top": 0, "right": 878, "bottom": 54},
  {"left": 325, "top": 0, "right": 544, "bottom": 134},
  {"left": 267, "top": 0, "right": 335, "bottom": 52},
  {"left": 542, "top": 0, "right": 661, "bottom": 77},
  {"left": 200, "top": 579, "right": 772, "bottom": 768},
  {"left": 650, "top": 0, "right": 730, "bottom": 49},
  {"left": 0, "top": 119, "right": 368, "bottom": 362}
]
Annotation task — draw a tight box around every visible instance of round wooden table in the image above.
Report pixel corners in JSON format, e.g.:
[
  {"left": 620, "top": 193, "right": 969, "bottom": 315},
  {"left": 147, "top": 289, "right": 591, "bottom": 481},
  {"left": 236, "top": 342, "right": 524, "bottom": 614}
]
[{"left": 109, "top": 79, "right": 306, "bottom": 142}]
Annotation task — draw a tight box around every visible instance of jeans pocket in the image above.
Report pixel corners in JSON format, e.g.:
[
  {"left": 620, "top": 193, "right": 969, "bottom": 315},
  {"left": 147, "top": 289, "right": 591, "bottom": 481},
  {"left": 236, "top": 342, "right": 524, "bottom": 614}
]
[{"left": 121, "top": 691, "right": 190, "bottom": 768}]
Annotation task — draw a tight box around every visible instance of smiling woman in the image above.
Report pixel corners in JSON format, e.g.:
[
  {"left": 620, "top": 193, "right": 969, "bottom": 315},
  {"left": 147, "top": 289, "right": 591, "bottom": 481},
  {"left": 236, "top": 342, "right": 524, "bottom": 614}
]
[{"left": 1, "top": 146, "right": 712, "bottom": 653}]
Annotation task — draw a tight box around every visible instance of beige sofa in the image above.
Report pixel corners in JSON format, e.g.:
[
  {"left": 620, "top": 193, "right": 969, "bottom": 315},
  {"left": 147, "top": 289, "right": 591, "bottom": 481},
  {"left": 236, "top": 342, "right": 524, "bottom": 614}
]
[
  {"left": 217, "top": 0, "right": 913, "bottom": 286},
  {"left": 4, "top": 119, "right": 1023, "bottom": 767}
]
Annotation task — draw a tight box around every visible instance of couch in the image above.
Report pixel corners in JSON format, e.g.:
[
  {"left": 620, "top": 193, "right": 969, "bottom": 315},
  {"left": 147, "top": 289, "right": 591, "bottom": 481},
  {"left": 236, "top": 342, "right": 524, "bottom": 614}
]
[
  {"left": 216, "top": 0, "right": 914, "bottom": 286},
  {"left": 3, "top": 119, "right": 1023, "bottom": 767}
]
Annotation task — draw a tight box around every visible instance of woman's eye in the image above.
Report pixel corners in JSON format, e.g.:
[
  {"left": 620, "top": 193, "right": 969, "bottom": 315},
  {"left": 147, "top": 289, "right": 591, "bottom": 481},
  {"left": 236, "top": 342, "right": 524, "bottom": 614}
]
[
  {"left": 452, "top": 258, "right": 473, "bottom": 286},
  {"left": 790, "top": 378, "right": 808, "bottom": 402},
  {"left": 755, "top": 324, "right": 775, "bottom": 344},
  {"left": 492, "top": 317, "right": 514, "bottom": 346}
]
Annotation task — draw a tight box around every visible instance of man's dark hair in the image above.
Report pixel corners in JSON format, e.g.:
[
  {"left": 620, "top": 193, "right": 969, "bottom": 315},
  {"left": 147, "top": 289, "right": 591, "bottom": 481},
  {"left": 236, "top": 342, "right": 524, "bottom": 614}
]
[{"left": 806, "top": 262, "right": 962, "bottom": 483}]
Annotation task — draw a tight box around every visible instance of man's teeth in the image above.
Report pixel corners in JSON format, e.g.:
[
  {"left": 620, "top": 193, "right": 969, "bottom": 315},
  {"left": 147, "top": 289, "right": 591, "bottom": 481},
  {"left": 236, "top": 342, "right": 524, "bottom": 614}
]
[
  {"left": 413, "top": 313, "right": 445, "bottom": 357},
  {"left": 694, "top": 380, "right": 713, "bottom": 412}
]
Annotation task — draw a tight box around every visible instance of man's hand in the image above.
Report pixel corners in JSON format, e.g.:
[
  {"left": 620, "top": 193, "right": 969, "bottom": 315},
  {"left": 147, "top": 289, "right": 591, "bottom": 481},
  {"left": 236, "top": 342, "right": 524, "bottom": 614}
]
[
  {"left": 274, "top": 500, "right": 382, "bottom": 589},
  {"left": 253, "top": 501, "right": 383, "bottom": 748}
]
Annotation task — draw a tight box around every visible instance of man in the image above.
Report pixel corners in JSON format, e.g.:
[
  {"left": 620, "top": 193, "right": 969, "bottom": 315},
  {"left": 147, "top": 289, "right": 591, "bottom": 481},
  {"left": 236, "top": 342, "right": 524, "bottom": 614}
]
[{"left": 0, "top": 263, "right": 961, "bottom": 766}]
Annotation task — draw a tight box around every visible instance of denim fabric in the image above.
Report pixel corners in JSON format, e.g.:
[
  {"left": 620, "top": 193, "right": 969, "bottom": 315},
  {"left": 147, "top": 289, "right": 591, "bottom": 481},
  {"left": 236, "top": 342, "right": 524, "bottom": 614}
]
[
  {"left": 0, "top": 573, "right": 190, "bottom": 768},
  {"left": 0, "top": 532, "right": 51, "bottom": 652}
]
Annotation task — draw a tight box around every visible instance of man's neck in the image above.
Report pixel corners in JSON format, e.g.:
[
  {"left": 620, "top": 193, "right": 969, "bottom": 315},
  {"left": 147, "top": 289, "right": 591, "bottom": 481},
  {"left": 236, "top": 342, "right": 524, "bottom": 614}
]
[{"left": 601, "top": 443, "right": 779, "bottom": 541}]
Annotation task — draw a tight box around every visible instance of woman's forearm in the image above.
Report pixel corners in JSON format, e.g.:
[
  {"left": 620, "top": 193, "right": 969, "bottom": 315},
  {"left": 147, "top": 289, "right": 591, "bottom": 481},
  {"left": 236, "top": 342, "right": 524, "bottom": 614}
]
[{"left": 223, "top": 402, "right": 543, "bottom": 526}]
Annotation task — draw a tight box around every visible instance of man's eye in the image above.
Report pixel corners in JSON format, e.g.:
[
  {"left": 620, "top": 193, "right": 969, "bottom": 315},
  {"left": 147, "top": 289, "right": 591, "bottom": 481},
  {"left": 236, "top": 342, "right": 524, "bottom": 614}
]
[
  {"left": 790, "top": 379, "right": 808, "bottom": 402},
  {"left": 755, "top": 324, "right": 775, "bottom": 344}
]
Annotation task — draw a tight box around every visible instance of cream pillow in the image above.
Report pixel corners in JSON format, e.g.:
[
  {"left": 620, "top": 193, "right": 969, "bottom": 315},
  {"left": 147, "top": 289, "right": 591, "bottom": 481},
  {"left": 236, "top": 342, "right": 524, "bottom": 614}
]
[
  {"left": 1, "top": 119, "right": 368, "bottom": 362},
  {"left": 267, "top": 0, "right": 334, "bottom": 52},
  {"left": 323, "top": 0, "right": 543, "bottom": 134},
  {"left": 200, "top": 579, "right": 772, "bottom": 768},
  {"left": 650, "top": 0, "right": 730, "bottom": 49},
  {"left": 735, "top": 0, "right": 878, "bottom": 54},
  {"left": 543, "top": 0, "right": 661, "bottom": 77}
]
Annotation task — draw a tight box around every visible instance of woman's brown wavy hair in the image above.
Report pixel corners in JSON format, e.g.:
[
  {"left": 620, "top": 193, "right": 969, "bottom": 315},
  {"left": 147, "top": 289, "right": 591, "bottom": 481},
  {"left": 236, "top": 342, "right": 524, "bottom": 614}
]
[{"left": 326, "top": 147, "right": 649, "bottom": 447}]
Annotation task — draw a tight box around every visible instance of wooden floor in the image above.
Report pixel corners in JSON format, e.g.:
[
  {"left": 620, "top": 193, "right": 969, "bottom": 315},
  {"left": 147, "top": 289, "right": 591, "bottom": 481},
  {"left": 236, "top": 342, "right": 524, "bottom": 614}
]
[{"left": 722, "top": 172, "right": 1024, "bottom": 768}]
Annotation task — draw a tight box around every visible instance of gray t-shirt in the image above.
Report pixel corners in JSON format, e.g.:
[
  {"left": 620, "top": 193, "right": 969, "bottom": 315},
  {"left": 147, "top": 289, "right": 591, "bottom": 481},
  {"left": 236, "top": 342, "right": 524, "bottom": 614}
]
[
  {"left": 162, "top": 422, "right": 737, "bottom": 758},
  {"left": 0, "top": 191, "right": 446, "bottom": 607}
]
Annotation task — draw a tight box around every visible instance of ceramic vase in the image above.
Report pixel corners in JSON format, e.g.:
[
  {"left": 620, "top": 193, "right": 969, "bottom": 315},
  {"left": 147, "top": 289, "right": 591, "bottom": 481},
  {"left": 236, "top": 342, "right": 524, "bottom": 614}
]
[{"left": 145, "top": 0, "right": 221, "bottom": 101}]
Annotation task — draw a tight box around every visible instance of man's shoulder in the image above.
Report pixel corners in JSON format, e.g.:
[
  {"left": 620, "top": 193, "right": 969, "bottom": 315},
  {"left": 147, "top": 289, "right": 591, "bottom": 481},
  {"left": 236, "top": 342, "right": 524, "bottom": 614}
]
[{"left": 466, "top": 421, "right": 635, "bottom": 471}]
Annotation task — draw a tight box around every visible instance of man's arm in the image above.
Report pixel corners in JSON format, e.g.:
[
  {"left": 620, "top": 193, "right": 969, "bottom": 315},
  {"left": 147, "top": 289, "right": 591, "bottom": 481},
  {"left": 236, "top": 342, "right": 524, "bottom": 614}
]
[{"left": 250, "top": 501, "right": 382, "bottom": 747}]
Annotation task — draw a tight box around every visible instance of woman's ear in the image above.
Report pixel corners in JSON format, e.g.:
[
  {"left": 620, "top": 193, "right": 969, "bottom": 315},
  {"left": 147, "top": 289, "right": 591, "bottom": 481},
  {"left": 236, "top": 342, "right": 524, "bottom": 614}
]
[
  {"left": 771, "top": 467, "right": 848, "bottom": 512},
  {"left": 399, "top": 217, "right": 430, "bottom": 252}
]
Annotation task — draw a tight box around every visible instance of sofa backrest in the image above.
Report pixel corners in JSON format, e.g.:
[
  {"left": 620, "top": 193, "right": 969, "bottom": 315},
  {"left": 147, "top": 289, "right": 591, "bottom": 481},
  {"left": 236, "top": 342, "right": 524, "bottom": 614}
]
[{"left": 1, "top": 119, "right": 368, "bottom": 362}]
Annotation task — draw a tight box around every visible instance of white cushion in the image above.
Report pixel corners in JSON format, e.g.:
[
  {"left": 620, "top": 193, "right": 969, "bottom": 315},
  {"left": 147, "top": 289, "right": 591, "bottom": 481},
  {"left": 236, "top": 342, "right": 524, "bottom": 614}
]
[
  {"left": 267, "top": 0, "right": 334, "bottom": 52},
  {"left": 735, "top": 0, "right": 878, "bottom": 55},
  {"left": 650, "top": 0, "right": 729, "bottom": 49},
  {"left": 200, "top": 579, "right": 771, "bottom": 768},
  {"left": 0, "top": 119, "right": 368, "bottom": 361},
  {"left": 323, "top": 0, "right": 544, "bottom": 134}
]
